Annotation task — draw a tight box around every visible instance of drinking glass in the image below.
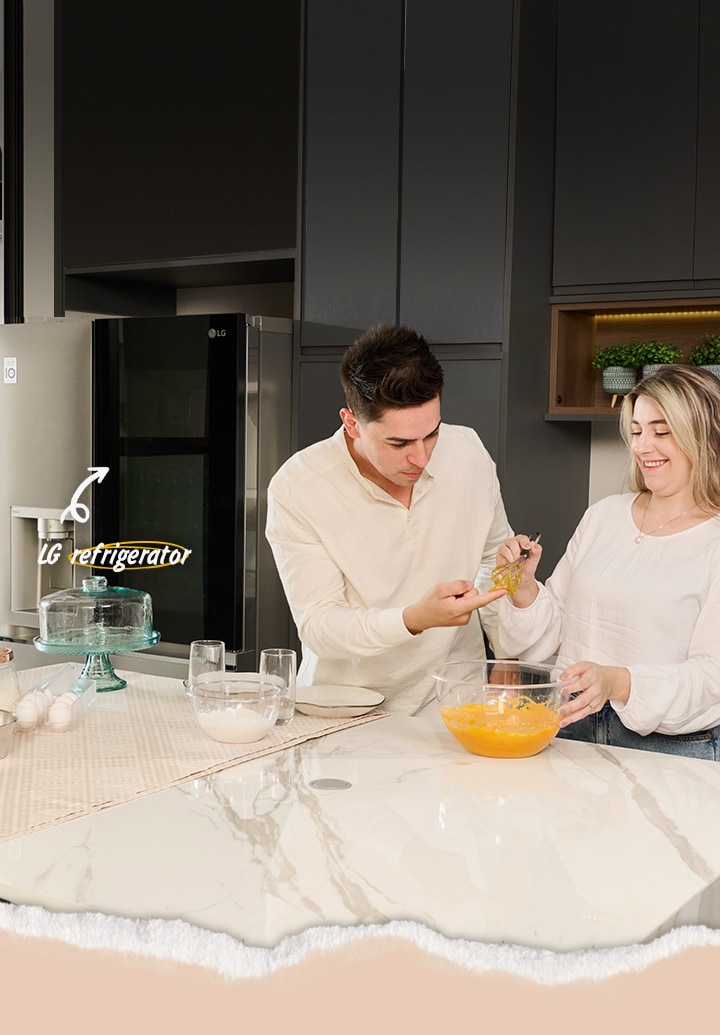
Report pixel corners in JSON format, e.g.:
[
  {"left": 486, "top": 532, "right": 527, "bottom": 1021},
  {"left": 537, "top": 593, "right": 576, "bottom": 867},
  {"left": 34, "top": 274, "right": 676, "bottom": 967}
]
[
  {"left": 259, "top": 648, "right": 297, "bottom": 725},
  {"left": 474, "top": 563, "right": 495, "bottom": 594},
  {"left": 188, "top": 640, "right": 226, "bottom": 684}
]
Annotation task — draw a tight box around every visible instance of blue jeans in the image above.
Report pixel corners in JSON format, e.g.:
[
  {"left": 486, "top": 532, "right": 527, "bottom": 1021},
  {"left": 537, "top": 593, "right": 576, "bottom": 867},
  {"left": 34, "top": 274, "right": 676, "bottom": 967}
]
[{"left": 557, "top": 702, "right": 720, "bottom": 761}]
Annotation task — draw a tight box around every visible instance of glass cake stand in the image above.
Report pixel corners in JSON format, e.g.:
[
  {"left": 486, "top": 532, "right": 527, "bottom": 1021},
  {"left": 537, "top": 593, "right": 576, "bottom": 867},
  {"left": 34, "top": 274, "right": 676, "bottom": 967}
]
[{"left": 33, "top": 630, "right": 161, "bottom": 692}]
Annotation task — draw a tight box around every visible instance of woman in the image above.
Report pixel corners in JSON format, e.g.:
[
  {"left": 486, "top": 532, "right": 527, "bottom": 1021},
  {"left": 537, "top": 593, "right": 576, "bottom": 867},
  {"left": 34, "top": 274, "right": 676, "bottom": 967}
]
[{"left": 494, "top": 364, "right": 720, "bottom": 759}]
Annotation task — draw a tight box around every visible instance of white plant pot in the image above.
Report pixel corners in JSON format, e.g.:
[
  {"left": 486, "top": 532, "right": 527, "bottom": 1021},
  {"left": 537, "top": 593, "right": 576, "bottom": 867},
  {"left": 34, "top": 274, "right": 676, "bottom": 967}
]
[
  {"left": 699, "top": 364, "right": 720, "bottom": 378},
  {"left": 601, "top": 366, "right": 636, "bottom": 395},
  {"left": 642, "top": 363, "right": 672, "bottom": 378}
]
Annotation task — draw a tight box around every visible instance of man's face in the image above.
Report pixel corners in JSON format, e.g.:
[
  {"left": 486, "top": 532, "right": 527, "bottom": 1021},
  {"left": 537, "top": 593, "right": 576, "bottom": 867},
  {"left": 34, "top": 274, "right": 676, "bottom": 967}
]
[{"left": 341, "top": 397, "right": 442, "bottom": 490}]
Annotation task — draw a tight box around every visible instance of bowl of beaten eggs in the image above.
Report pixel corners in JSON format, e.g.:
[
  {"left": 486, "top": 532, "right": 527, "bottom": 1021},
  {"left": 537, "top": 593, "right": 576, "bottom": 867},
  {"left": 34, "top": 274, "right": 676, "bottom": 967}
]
[{"left": 431, "top": 660, "right": 566, "bottom": 759}]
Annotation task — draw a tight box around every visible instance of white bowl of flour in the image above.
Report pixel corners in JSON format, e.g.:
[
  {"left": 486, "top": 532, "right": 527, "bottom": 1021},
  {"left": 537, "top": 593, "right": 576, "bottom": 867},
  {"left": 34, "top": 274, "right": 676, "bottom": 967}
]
[{"left": 185, "top": 679, "right": 283, "bottom": 744}]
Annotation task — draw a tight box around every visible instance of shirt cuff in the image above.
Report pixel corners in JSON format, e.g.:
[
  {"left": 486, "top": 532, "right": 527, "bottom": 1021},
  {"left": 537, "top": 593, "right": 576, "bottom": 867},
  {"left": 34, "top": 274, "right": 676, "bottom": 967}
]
[
  {"left": 381, "top": 607, "right": 417, "bottom": 644},
  {"left": 611, "top": 668, "right": 672, "bottom": 735}
]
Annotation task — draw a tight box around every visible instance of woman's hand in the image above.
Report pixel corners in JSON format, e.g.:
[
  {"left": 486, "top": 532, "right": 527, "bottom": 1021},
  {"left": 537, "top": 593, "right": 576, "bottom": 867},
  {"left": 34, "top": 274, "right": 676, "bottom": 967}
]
[
  {"left": 557, "top": 661, "right": 631, "bottom": 728},
  {"left": 494, "top": 534, "right": 543, "bottom": 607}
]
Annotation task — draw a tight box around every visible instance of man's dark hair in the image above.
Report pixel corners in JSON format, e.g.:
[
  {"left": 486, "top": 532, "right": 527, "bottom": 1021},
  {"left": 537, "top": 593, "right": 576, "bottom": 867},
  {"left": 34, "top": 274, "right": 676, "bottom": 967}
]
[{"left": 340, "top": 323, "right": 444, "bottom": 423}]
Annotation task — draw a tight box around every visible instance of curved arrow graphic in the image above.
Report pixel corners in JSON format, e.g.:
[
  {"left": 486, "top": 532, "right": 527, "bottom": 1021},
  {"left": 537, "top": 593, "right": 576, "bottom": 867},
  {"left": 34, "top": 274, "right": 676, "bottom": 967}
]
[{"left": 61, "top": 466, "right": 110, "bottom": 523}]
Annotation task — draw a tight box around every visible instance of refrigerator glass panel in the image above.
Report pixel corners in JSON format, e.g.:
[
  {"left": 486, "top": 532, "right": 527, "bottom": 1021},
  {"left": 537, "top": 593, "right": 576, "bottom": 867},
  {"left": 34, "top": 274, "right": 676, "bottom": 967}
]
[{"left": 93, "top": 314, "right": 245, "bottom": 651}]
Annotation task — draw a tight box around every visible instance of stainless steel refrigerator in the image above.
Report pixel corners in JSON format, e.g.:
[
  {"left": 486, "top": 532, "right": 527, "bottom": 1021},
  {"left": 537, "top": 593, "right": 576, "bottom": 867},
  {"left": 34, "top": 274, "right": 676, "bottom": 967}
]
[
  {"left": 0, "top": 318, "right": 93, "bottom": 668},
  {"left": 92, "top": 313, "right": 294, "bottom": 670}
]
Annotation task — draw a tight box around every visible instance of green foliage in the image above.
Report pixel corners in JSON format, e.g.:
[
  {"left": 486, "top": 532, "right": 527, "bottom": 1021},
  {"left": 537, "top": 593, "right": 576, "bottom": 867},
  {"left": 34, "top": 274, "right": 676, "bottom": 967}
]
[
  {"left": 688, "top": 334, "right": 720, "bottom": 366},
  {"left": 592, "top": 338, "right": 686, "bottom": 370},
  {"left": 591, "top": 341, "right": 641, "bottom": 371},
  {"left": 634, "top": 339, "right": 684, "bottom": 365}
]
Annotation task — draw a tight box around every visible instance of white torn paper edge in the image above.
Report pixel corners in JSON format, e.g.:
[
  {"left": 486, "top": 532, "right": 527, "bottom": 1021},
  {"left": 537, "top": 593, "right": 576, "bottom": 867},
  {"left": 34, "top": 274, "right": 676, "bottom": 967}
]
[{"left": 1, "top": 902, "right": 719, "bottom": 984}]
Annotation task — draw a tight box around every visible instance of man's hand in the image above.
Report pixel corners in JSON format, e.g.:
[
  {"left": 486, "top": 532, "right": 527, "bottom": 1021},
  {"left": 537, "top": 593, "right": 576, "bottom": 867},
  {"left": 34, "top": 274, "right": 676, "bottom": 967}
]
[{"left": 403, "top": 580, "right": 507, "bottom": 635}]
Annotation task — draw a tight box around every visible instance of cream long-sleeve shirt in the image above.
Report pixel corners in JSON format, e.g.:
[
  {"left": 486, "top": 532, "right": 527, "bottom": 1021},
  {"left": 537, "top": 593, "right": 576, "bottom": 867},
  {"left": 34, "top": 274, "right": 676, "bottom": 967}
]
[
  {"left": 265, "top": 424, "right": 513, "bottom": 714},
  {"left": 495, "top": 492, "right": 720, "bottom": 736}
]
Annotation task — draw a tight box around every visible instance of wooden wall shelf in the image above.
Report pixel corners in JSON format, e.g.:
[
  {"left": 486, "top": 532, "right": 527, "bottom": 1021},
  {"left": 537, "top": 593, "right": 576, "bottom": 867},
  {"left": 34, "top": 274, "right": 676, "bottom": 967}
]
[{"left": 548, "top": 297, "right": 720, "bottom": 418}]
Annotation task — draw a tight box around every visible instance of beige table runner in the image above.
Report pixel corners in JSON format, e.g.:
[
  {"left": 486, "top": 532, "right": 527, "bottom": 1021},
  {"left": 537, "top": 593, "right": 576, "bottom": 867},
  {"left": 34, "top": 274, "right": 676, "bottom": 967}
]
[{"left": 0, "top": 666, "right": 389, "bottom": 843}]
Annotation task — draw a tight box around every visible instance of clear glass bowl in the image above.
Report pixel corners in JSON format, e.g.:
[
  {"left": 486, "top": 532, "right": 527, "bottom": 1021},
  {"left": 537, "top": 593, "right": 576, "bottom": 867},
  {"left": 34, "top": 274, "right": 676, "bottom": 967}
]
[
  {"left": 431, "top": 659, "right": 566, "bottom": 759},
  {"left": 35, "top": 576, "right": 160, "bottom": 691},
  {"left": 0, "top": 710, "right": 17, "bottom": 759},
  {"left": 185, "top": 679, "right": 283, "bottom": 744}
]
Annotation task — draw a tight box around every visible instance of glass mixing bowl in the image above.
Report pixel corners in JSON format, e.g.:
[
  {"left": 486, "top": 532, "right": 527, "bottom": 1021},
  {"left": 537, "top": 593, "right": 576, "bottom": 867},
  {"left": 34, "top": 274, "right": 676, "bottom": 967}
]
[
  {"left": 185, "top": 679, "right": 283, "bottom": 744},
  {"left": 431, "top": 659, "right": 566, "bottom": 759}
]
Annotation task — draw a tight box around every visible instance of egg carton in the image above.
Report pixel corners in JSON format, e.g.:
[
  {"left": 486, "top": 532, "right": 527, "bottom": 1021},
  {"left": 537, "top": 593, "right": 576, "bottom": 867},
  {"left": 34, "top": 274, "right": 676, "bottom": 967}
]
[{"left": 14, "top": 664, "right": 97, "bottom": 733}]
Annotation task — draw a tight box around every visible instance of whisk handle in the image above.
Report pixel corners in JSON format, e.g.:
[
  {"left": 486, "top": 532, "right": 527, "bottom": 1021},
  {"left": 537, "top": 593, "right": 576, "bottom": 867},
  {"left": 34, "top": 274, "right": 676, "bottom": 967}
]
[{"left": 519, "top": 531, "right": 541, "bottom": 560}]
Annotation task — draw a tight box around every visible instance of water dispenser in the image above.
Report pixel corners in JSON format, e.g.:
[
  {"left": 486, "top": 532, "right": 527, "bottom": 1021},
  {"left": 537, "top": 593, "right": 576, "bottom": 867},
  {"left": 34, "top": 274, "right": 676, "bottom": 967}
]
[{"left": 10, "top": 506, "right": 79, "bottom": 625}]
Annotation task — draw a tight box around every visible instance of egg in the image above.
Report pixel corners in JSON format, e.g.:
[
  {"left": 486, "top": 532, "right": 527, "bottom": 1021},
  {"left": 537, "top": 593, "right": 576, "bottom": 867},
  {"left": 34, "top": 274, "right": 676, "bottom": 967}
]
[
  {"left": 47, "top": 697, "right": 75, "bottom": 732},
  {"left": 14, "top": 696, "right": 39, "bottom": 730},
  {"left": 39, "top": 688, "right": 54, "bottom": 715}
]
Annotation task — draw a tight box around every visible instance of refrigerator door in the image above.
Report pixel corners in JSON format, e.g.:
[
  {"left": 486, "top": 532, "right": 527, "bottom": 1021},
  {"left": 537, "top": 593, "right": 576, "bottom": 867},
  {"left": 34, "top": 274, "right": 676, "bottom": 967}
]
[
  {"left": 93, "top": 313, "right": 247, "bottom": 654},
  {"left": 0, "top": 319, "right": 93, "bottom": 633}
]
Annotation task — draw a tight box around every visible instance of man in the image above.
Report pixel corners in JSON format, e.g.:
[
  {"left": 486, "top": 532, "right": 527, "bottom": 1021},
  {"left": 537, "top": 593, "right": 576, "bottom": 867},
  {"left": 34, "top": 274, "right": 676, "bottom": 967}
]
[{"left": 265, "top": 323, "right": 512, "bottom": 713}]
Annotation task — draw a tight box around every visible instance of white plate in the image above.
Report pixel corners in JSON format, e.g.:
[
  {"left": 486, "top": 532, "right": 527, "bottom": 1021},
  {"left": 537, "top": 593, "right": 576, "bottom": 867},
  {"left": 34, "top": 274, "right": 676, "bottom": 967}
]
[{"left": 295, "top": 685, "right": 385, "bottom": 718}]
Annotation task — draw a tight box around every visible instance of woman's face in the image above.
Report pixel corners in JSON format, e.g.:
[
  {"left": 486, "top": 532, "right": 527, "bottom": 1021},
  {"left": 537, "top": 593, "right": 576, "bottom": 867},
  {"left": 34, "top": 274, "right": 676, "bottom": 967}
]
[{"left": 630, "top": 396, "right": 693, "bottom": 498}]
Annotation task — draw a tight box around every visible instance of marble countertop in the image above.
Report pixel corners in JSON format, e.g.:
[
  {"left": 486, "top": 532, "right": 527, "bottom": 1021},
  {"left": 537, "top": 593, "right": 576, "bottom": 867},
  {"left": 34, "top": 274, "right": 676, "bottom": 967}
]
[{"left": 1, "top": 700, "right": 720, "bottom": 952}]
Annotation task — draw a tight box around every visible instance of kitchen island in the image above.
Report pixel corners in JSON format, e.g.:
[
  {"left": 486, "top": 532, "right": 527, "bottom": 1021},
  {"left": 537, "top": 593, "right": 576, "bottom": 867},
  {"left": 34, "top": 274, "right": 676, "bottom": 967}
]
[{"left": 0, "top": 669, "right": 720, "bottom": 953}]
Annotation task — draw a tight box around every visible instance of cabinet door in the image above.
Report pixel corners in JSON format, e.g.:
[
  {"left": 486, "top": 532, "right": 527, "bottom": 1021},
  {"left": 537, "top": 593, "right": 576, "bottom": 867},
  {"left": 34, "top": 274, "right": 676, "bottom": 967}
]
[
  {"left": 61, "top": 1, "right": 300, "bottom": 270},
  {"left": 300, "top": 0, "right": 403, "bottom": 342},
  {"left": 298, "top": 348, "right": 501, "bottom": 459},
  {"left": 297, "top": 355, "right": 345, "bottom": 450},
  {"left": 553, "top": 0, "right": 699, "bottom": 291},
  {"left": 399, "top": 0, "right": 512, "bottom": 343},
  {"left": 694, "top": 0, "right": 720, "bottom": 283}
]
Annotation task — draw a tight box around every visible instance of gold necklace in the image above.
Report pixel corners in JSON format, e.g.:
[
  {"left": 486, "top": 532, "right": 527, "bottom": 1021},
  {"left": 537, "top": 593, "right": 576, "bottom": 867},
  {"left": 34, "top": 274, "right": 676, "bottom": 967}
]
[{"left": 634, "top": 497, "right": 695, "bottom": 544}]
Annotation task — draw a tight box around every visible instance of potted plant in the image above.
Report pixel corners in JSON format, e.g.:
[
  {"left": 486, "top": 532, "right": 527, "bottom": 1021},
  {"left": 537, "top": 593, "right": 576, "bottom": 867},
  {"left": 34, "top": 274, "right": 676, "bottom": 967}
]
[
  {"left": 688, "top": 334, "right": 720, "bottom": 377},
  {"left": 591, "top": 342, "right": 640, "bottom": 403},
  {"left": 634, "top": 339, "right": 685, "bottom": 378}
]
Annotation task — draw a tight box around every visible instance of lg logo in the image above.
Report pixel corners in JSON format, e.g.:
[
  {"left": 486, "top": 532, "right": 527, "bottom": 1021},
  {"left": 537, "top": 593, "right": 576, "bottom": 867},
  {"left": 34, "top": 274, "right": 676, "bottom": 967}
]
[{"left": 208, "top": 328, "right": 227, "bottom": 339}]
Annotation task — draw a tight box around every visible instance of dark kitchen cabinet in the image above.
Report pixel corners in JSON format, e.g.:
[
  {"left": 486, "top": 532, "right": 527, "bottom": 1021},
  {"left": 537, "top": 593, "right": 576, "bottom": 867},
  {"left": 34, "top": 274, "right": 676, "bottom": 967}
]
[
  {"left": 60, "top": 1, "right": 301, "bottom": 308},
  {"left": 398, "top": 1, "right": 512, "bottom": 343},
  {"left": 301, "top": 0, "right": 402, "bottom": 340},
  {"left": 299, "top": 0, "right": 513, "bottom": 346},
  {"left": 694, "top": 1, "right": 720, "bottom": 285},
  {"left": 297, "top": 0, "right": 591, "bottom": 576},
  {"left": 553, "top": 0, "right": 700, "bottom": 293},
  {"left": 297, "top": 346, "right": 503, "bottom": 460}
]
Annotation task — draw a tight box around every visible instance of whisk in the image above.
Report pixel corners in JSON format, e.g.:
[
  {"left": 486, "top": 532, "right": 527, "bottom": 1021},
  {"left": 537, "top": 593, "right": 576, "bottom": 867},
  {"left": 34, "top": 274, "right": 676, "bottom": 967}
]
[{"left": 490, "top": 532, "right": 541, "bottom": 595}]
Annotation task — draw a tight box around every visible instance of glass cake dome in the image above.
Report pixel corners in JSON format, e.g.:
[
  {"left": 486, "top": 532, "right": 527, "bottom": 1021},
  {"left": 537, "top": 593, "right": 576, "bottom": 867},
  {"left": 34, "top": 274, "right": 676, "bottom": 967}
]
[{"left": 35, "top": 576, "right": 160, "bottom": 691}]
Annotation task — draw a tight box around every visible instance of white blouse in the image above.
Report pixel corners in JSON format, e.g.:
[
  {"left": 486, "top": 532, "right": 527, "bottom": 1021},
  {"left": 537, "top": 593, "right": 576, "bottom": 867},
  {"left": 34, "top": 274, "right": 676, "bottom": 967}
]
[{"left": 495, "top": 493, "right": 720, "bottom": 736}]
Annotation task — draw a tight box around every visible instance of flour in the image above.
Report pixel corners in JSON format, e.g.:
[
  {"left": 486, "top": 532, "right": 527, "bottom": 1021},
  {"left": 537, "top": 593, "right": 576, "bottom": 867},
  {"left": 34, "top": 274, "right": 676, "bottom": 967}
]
[{"left": 195, "top": 707, "right": 274, "bottom": 743}]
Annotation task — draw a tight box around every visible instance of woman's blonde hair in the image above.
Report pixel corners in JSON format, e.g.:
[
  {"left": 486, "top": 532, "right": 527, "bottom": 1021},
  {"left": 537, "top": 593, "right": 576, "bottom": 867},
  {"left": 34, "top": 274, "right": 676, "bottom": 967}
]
[{"left": 620, "top": 365, "right": 720, "bottom": 511}]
